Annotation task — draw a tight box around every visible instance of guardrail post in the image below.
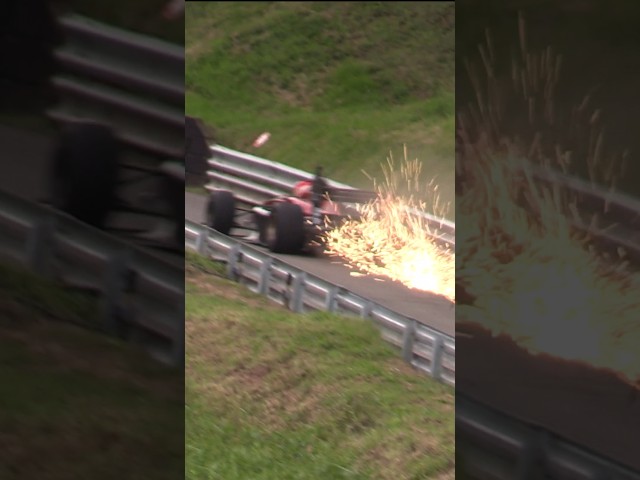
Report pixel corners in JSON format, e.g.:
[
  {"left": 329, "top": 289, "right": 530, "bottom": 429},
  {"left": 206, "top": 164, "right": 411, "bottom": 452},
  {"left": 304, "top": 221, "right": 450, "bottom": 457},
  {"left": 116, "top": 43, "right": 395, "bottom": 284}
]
[
  {"left": 431, "top": 335, "right": 444, "bottom": 381},
  {"left": 324, "top": 286, "right": 338, "bottom": 312},
  {"left": 226, "top": 244, "right": 241, "bottom": 280},
  {"left": 360, "top": 301, "right": 373, "bottom": 319},
  {"left": 101, "top": 250, "right": 133, "bottom": 336},
  {"left": 26, "top": 215, "right": 55, "bottom": 278},
  {"left": 289, "top": 272, "right": 306, "bottom": 312},
  {"left": 258, "top": 258, "right": 273, "bottom": 295},
  {"left": 402, "top": 319, "right": 417, "bottom": 364},
  {"left": 195, "top": 228, "right": 208, "bottom": 256}
]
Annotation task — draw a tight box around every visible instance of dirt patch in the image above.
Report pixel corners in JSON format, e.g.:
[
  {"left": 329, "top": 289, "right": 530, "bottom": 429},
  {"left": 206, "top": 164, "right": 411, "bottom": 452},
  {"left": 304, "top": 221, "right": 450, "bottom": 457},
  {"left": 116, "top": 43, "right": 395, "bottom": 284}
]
[
  {"left": 355, "top": 425, "right": 454, "bottom": 480},
  {"left": 270, "top": 76, "right": 316, "bottom": 108},
  {"left": 186, "top": 28, "right": 221, "bottom": 60},
  {"left": 189, "top": 336, "right": 335, "bottom": 431}
]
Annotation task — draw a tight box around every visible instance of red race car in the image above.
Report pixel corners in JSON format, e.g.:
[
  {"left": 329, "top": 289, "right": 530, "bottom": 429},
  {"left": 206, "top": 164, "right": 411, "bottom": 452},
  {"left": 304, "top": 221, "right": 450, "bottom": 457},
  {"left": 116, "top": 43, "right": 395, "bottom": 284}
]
[{"left": 205, "top": 167, "right": 378, "bottom": 254}]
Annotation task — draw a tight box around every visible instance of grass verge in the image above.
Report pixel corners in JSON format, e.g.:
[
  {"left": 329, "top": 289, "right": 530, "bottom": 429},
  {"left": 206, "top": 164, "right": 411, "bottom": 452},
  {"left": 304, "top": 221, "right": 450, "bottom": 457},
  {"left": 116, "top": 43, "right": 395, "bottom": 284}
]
[
  {"left": 185, "top": 252, "right": 454, "bottom": 479},
  {"left": 0, "top": 261, "right": 183, "bottom": 480}
]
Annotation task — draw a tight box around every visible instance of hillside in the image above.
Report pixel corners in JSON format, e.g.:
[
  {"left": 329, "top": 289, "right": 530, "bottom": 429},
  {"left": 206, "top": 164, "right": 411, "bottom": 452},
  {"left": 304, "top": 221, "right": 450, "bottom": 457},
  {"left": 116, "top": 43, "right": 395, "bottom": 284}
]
[{"left": 185, "top": 2, "right": 455, "bottom": 216}]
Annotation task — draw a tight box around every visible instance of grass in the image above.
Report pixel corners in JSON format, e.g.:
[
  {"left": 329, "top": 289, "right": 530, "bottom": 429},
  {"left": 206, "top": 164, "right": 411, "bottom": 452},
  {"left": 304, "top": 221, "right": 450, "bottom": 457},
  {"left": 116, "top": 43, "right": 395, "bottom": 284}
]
[
  {"left": 0, "top": 261, "right": 183, "bottom": 479},
  {"left": 185, "top": 2, "right": 455, "bottom": 216},
  {"left": 185, "top": 252, "right": 455, "bottom": 479}
]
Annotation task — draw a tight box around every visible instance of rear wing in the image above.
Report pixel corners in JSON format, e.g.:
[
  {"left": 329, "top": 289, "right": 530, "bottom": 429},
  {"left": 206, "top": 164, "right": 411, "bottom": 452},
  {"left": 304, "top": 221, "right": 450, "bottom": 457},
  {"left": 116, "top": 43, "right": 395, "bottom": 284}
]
[{"left": 326, "top": 187, "right": 379, "bottom": 204}]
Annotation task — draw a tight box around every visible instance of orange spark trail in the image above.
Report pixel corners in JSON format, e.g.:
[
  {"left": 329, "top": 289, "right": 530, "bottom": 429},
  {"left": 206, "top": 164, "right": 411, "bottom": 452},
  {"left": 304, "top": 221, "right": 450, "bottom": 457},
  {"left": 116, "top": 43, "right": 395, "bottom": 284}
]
[{"left": 325, "top": 149, "right": 454, "bottom": 302}]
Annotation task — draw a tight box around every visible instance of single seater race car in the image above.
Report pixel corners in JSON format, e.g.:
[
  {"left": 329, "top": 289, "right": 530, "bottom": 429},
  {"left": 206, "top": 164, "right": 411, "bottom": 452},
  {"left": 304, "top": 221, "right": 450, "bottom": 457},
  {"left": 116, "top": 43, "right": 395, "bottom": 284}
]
[{"left": 205, "top": 167, "right": 378, "bottom": 254}]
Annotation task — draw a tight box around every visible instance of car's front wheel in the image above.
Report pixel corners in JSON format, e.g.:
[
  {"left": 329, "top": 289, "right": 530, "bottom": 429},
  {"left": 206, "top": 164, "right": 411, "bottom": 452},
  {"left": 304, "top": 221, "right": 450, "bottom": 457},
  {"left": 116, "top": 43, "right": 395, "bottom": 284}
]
[{"left": 206, "top": 190, "right": 235, "bottom": 235}]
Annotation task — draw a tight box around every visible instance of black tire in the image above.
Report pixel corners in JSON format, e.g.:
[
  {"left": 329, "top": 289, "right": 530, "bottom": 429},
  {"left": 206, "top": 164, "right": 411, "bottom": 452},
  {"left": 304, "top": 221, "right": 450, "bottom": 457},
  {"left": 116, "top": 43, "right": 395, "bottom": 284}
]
[
  {"left": 50, "top": 123, "right": 119, "bottom": 228},
  {"left": 206, "top": 190, "right": 235, "bottom": 235},
  {"left": 265, "top": 202, "right": 305, "bottom": 253},
  {"left": 163, "top": 173, "right": 184, "bottom": 248}
]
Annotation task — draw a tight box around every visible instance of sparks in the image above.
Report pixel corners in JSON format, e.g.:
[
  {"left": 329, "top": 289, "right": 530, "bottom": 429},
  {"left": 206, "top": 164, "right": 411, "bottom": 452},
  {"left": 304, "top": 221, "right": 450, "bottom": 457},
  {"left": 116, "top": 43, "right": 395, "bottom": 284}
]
[{"left": 324, "top": 148, "right": 455, "bottom": 302}]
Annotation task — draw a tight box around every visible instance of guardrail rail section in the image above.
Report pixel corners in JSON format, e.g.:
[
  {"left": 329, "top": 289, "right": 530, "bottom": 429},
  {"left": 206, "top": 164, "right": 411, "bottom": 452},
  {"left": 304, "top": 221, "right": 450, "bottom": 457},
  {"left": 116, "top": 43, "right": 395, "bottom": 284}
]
[
  {"left": 50, "top": 14, "right": 184, "bottom": 158},
  {"left": 457, "top": 394, "right": 640, "bottom": 480},
  {"left": 0, "top": 189, "right": 184, "bottom": 367}
]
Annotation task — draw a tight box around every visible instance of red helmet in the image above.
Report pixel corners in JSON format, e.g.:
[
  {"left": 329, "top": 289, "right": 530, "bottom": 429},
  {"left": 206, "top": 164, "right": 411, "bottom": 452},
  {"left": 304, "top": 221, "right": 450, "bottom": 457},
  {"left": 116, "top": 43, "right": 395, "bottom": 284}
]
[{"left": 292, "top": 180, "right": 313, "bottom": 199}]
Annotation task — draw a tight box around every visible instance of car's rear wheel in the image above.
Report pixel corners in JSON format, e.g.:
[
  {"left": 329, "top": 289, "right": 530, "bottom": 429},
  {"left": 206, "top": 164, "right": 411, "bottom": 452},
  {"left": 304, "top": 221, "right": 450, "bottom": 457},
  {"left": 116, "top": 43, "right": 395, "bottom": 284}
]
[
  {"left": 265, "top": 202, "right": 305, "bottom": 253},
  {"left": 206, "top": 190, "right": 235, "bottom": 235}
]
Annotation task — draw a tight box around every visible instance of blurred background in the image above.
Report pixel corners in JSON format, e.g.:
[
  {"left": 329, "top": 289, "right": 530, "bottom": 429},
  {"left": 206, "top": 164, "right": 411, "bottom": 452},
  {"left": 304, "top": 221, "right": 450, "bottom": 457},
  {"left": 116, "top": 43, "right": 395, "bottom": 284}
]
[
  {"left": 1, "top": 0, "right": 185, "bottom": 258},
  {"left": 456, "top": 0, "right": 640, "bottom": 196},
  {"left": 0, "top": 2, "right": 185, "bottom": 479},
  {"left": 456, "top": 0, "right": 640, "bottom": 477}
]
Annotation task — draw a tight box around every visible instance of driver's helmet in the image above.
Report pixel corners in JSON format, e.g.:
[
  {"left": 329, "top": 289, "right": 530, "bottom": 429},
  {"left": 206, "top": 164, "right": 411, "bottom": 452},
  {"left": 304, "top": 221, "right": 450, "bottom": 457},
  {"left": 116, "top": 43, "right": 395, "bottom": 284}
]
[{"left": 292, "top": 180, "right": 314, "bottom": 199}]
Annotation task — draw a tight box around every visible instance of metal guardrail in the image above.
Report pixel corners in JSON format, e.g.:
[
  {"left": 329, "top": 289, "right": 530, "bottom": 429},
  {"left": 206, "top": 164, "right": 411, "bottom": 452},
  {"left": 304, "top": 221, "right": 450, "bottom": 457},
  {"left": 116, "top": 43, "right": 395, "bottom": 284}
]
[
  {"left": 49, "top": 14, "right": 185, "bottom": 161},
  {"left": 185, "top": 219, "right": 455, "bottom": 386},
  {"left": 206, "top": 144, "right": 456, "bottom": 246},
  {"left": 0, "top": 189, "right": 184, "bottom": 366},
  {"left": 524, "top": 161, "right": 640, "bottom": 263},
  {"left": 457, "top": 394, "right": 640, "bottom": 479}
]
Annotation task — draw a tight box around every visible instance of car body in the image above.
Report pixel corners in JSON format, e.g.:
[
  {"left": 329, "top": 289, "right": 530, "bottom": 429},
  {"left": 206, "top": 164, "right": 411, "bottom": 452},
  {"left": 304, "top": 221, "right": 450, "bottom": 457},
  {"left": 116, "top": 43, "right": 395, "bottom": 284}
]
[{"left": 205, "top": 171, "right": 378, "bottom": 254}]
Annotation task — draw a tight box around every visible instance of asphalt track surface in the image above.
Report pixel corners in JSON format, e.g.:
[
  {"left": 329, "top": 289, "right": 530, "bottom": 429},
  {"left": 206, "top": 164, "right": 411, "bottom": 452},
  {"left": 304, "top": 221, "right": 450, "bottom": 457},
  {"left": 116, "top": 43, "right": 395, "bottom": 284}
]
[
  {"left": 186, "top": 191, "right": 455, "bottom": 337},
  {"left": 457, "top": 321, "right": 640, "bottom": 473}
]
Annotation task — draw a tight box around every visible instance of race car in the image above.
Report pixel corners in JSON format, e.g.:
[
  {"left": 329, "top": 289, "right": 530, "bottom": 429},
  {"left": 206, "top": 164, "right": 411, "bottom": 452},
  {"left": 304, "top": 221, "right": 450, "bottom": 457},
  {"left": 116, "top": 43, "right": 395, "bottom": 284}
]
[{"left": 205, "top": 167, "right": 378, "bottom": 254}]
